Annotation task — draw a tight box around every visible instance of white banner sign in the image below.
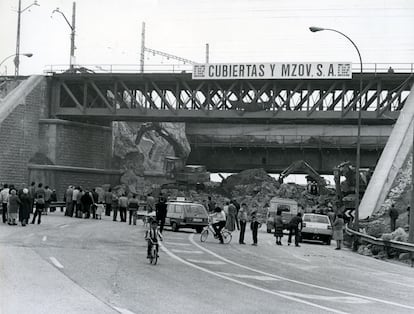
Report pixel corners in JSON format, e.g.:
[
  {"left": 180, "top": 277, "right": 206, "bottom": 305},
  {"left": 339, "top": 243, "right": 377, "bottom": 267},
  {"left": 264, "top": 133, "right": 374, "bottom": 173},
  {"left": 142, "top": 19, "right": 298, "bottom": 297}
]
[{"left": 192, "top": 62, "right": 352, "bottom": 80}]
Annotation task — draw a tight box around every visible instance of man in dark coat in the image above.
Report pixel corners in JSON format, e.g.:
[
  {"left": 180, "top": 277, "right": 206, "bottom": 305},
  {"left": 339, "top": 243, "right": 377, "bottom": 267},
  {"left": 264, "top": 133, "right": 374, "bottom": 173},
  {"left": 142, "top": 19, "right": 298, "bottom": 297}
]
[
  {"left": 288, "top": 213, "right": 303, "bottom": 247},
  {"left": 19, "top": 188, "right": 32, "bottom": 226},
  {"left": 389, "top": 204, "right": 399, "bottom": 231},
  {"left": 155, "top": 197, "right": 168, "bottom": 233}
]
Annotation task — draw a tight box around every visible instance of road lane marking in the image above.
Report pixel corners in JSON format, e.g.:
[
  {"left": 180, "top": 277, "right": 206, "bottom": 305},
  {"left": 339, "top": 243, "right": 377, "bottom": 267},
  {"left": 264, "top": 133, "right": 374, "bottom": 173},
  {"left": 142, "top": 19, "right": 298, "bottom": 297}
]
[
  {"left": 171, "top": 249, "right": 203, "bottom": 254},
  {"left": 59, "top": 224, "right": 69, "bottom": 229},
  {"left": 42, "top": 236, "right": 47, "bottom": 242},
  {"left": 165, "top": 242, "right": 191, "bottom": 246},
  {"left": 266, "top": 240, "right": 311, "bottom": 262},
  {"left": 112, "top": 306, "right": 136, "bottom": 314},
  {"left": 279, "top": 291, "right": 371, "bottom": 304},
  {"left": 218, "top": 272, "right": 280, "bottom": 281},
  {"left": 187, "top": 259, "right": 226, "bottom": 265},
  {"left": 190, "top": 234, "right": 414, "bottom": 311},
  {"left": 160, "top": 242, "right": 348, "bottom": 314},
  {"left": 49, "top": 257, "right": 64, "bottom": 269}
]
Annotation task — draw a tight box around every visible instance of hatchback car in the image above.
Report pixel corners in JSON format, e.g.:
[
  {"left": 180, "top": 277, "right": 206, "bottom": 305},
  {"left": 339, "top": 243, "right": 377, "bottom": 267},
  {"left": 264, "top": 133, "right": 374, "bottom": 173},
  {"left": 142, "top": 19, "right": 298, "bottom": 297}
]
[
  {"left": 165, "top": 200, "right": 209, "bottom": 233},
  {"left": 301, "top": 213, "right": 333, "bottom": 245}
]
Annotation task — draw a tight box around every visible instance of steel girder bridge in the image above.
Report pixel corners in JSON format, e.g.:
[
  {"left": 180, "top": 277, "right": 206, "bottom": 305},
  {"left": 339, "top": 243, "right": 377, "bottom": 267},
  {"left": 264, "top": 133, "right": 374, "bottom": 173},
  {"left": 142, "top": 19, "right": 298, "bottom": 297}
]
[{"left": 50, "top": 72, "right": 413, "bottom": 124}]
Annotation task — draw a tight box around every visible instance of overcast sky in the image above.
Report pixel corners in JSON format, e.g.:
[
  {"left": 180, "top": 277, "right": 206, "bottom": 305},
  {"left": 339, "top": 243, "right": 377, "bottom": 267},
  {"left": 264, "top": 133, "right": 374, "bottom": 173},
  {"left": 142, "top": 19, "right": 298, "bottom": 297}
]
[{"left": 0, "top": 0, "right": 413, "bottom": 75}]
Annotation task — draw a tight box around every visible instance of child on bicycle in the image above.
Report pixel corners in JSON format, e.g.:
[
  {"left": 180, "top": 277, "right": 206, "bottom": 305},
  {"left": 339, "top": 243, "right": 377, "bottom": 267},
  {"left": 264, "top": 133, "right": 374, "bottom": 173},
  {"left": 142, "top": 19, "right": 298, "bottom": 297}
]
[
  {"left": 210, "top": 207, "right": 226, "bottom": 244},
  {"left": 145, "top": 218, "right": 163, "bottom": 258}
]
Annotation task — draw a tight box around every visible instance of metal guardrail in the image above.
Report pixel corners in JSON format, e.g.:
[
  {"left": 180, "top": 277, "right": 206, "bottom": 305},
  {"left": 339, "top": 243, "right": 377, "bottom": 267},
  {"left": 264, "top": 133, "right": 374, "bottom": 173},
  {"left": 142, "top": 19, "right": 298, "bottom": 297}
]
[
  {"left": 43, "top": 62, "right": 414, "bottom": 74},
  {"left": 345, "top": 224, "right": 414, "bottom": 266}
]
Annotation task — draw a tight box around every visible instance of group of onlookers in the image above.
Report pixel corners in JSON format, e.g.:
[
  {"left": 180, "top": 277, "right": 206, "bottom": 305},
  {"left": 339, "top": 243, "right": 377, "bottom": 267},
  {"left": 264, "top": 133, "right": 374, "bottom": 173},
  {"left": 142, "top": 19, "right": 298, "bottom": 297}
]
[{"left": 0, "top": 182, "right": 57, "bottom": 226}]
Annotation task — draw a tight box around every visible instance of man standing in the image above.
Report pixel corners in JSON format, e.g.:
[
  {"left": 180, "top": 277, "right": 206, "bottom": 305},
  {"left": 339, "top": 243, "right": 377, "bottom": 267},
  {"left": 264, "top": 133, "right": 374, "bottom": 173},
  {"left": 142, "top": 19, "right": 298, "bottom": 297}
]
[
  {"left": 146, "top": 193, "right": 155, "bottom": 213},
  {"left": 44, "top": 185, "right": 52, "bottom": 214},
  {"left": 104, "top": 188, "right": 113, "bottom": 216},
  {"left": 238, "top": 203, "right": 248, "bottom": 244},
  {"left": 155, "top": 197, "right": 168, "bottom": 233},
  {"left": 65, "top": 186, "right": 73, "bottom": 216},
  {"left": 207, "top": 196, "right": 216, "bottom": 213},
  {"left": 29, "top": 181, "right": 36, "bottom": 213},
  {"left": 118, "top": 193, "right": 128, "bottom": 222},
  {"left": 389, "top": 204, "right": 399, "bottom": 232},
  {"left": 250, "top": 208, "right": 260, "bottom": 246},
  {"left": 288, "top": 213, "right": 303, "bottom": 247},
  {"left": 0, "top": 184, "right": 10, "bottom": 223},
  {"left": 71, "top": 186, "right": 79, "bottom": 218}
]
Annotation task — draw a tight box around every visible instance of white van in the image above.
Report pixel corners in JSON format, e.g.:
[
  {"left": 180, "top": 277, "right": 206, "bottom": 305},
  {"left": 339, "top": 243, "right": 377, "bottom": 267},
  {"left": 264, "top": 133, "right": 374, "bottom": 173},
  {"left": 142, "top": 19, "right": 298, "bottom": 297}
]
[{"left": 266, "top": 197, "right": 299, "bottom": 233}]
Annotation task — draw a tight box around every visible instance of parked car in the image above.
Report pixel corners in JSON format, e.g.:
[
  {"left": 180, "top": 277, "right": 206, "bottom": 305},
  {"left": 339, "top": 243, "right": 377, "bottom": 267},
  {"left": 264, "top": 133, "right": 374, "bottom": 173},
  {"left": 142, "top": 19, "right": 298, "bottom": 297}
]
[
  {"left": 266, "top": 197, "right": 299, "bottom": 233},
  {"left": 165, "top": 200, "right": 209, "bottom": 233},
  {"left": 301, "top": 213, "right": 333, "bottom": 245}
]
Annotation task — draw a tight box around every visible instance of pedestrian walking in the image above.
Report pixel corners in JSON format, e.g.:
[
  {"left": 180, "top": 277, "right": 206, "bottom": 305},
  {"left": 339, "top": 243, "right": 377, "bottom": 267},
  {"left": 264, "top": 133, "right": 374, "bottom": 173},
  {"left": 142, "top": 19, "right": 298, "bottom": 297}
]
[
  {"left": 333, "top": 213, "right": 345, "bottom": 250},
  {"left": 64, "top": 186, "right": 74, "bottom": 216},
  {"left": 155, "top": 196, "right": 168, "bottom": 233},
  {"left": 112, "top": 191, "right": 119, "bottom": 222},
  {"left": 19, "top": 188, "right": 31, "bottom": 226},
  {"left": 104, "top": 188, "right": 112, "bottom": 216},
  {"left": 225, "top": 202, "right": 237, "bottom": 232},
  {"left": 128, "top": 194, "right": 140, "bottom": 225},
  {"left": 237, "top": 203, "right": 248, "bottom": 244},
  {"left": 31, "top": 194, "right": 45, "bottom": 224},
  {"left": 118, "top": 193, "right": 128, "bottom": 222},
  {"left": 7, "top": 189, "right": 20, "bottom": 225},
  {"left": 288, "top": 213, "right": 303, "bottom": 247},
  {"left": 274, "top": 210, "right": 284, "bottom": 245},
  {"left": 389, "top": 204, "right": 399, "bottom": 231},
  {"left": 250, "top": 208, "right": 260, "bottom": 246},
  {"left": 146, "top": 193, "right": 155, "bottom": 213},
  {"left": 0, "top": 184, "right": 10, "bottom": 223}
]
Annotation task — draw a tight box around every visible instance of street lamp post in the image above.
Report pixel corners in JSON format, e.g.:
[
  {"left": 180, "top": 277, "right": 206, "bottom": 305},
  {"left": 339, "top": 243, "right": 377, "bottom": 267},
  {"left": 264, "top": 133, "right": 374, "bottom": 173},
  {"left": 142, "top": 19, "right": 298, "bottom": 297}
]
[
  {"left": 14, "top": 0, "right": 39, "bottom": 76},
  {"left": 52, "top": 2, "right": 76, "bottom": 70},
  {"left": 309, "top": 26, "right": 363, "bottom": 230},
  {"left": 1, "top": 53, "right": 33, "bottom": 74}
]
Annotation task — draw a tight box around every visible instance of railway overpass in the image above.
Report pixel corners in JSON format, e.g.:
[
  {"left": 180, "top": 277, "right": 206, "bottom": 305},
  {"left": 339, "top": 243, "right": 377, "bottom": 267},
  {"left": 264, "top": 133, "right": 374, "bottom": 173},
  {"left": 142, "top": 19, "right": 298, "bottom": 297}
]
[{"left": 48, "top": 71, "right": 412, "bottom": 173}]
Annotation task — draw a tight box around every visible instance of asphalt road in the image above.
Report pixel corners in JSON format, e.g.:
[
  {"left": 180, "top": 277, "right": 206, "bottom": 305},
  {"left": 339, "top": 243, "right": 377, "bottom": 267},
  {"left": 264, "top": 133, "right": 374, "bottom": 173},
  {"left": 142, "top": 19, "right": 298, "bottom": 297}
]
[{"left": 1, "top": 212, "right": 414, "bottom": 314}]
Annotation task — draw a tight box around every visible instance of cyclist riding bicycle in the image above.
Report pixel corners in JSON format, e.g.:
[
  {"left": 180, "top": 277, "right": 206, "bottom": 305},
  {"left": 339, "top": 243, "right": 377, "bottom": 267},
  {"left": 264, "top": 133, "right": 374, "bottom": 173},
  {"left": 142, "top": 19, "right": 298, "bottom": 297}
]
[
  {"left": 210, "top": 207, "right": 226, "bottom": 244},
  {"left": 145, "top": 218, "right": 163, "bottom": 258}
]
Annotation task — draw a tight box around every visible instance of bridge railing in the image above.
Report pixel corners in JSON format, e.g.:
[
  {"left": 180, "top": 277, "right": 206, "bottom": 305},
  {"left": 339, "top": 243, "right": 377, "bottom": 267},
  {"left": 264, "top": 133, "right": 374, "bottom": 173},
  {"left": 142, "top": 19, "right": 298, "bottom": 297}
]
[
  {"left": 44, "top": 63, "right": 414, "bottom": 74},
  {"left": 188, "top": 134, "right": 388, "bottom": 149}
]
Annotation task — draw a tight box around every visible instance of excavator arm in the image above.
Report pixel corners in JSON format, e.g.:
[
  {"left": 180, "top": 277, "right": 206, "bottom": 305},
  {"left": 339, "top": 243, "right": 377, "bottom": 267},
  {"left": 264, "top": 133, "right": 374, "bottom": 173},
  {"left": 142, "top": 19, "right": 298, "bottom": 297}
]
[{"left": 278, "top": 160, "right": 326, "bottom": 187}]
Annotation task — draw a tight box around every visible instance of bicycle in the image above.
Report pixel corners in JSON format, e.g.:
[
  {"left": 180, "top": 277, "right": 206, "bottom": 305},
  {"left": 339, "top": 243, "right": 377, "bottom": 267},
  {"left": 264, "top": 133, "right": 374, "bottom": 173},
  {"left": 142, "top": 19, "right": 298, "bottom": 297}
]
[
  {"left": 200, "top": 222, "right": 232, "bottom": 244},
  {"left": 147, "top": 238, "right": 159, "bottom": 265}
]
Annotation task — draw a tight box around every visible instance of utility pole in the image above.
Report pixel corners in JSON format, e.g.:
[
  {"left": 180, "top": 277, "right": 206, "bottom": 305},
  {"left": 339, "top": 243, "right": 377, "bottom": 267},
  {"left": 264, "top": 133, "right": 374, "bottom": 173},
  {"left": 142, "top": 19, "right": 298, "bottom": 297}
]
[
  {"left": 14, "top": 0, "right": 39, "bottom": 76},
  {"left": 52, "top": 2, "right": 76, "bottom": 70},
  {"left": 140, "top": 22, "right": 145, "bottom": 73},
  {"left": 410, "top": 124, "right": 414, "bottom": 243},
  {"left": 70, "top": 2, "right": 76, "bottom": 70},
  {"left": 205, "top": 43, "right": 209, "bottom": 63}
]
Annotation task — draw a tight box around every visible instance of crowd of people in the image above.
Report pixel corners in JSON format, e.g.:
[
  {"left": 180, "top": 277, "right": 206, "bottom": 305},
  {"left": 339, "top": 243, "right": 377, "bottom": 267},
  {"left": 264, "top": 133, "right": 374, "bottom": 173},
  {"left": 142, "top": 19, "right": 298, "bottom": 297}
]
[{"left": 0, "top": 182, "right": 57, "bottom": 226}]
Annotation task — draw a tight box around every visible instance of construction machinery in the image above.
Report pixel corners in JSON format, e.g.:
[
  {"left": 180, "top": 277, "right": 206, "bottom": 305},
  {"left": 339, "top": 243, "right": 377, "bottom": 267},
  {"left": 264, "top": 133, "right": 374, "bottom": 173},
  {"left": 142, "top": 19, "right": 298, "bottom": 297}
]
[
  {"left": 333, "top": 161, "right": 372, "bottom": 209},
  {"left": 278, "top": 160, "right": 327, "bottom": 193},
  {"left": 164, "top": 156, "right": 210, "bottom": 188}
]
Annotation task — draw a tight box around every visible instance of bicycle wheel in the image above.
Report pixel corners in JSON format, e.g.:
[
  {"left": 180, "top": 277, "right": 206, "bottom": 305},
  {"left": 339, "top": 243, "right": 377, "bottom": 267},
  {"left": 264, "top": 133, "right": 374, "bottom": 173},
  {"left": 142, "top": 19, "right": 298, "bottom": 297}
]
[
  {"left": 150, "top": 245, "right": 158, "bottom": 265},
  {"left": 200, "top": 229, "right": 209, "bottom": 242},
  {"left": 222, "top": 230, "right": 232, "bottom": 244}
]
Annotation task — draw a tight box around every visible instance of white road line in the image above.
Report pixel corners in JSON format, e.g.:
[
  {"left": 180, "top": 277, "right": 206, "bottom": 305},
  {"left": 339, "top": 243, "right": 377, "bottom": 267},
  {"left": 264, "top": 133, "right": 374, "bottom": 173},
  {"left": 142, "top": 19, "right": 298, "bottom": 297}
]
[
  {"left": 171, "top": 249, "right": 204, "bottom": 254},
  {"left": 266, "top": 240, "right": 311, "bottom": 262},
  {"left": 160, "top": 242, "right": 348, "bottom": 314},
  {"left": 190, "top": 234, "right": 414, "bottom": 311},
  {"left": 279, "top": 291, "right": 371, "bottom": 304},
  {"left": 59, "top": 224, "right": 68, "bottom": 229},
  {"left": 42, "top": 236, "right": 47, "bottom": 242},
  {"left": 112, "top": 306, "right": 137, "bottom": 314},
  {"left": 218, "top": 272, "right": 280, "bottom": 281},
  {"left": 187, "top": 259, "right": 226, "bottom": 265},
  {"left": 165, "top": 242, "right": 191, "bottom": 246},
  {"left": 49, "top": 257, "right": 64, "bottom": 269}
]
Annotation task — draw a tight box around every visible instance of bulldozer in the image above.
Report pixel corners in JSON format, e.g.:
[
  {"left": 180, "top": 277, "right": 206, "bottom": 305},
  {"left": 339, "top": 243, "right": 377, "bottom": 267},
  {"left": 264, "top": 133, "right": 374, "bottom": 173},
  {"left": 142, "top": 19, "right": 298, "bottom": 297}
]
[{"left": 164, "top": 156, "right": 210, "bottom": 189}]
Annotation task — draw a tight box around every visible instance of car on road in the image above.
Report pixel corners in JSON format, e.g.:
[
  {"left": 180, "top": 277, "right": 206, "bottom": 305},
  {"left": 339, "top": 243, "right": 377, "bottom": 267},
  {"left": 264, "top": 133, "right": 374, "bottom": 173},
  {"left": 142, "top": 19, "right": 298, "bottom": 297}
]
[
  {"left": 165, "top": 200, "right": 209, "bottom": 233},
  {"left": 301, "top": 213, "right": 333, "bottom": 245}
]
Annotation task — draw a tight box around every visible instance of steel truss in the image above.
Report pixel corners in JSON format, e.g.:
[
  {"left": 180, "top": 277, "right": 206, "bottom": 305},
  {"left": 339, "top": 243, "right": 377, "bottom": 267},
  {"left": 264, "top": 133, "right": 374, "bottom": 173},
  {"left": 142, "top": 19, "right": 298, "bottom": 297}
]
[{"left": 51, "top": 72, "right": 413, "bottom": 124}]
